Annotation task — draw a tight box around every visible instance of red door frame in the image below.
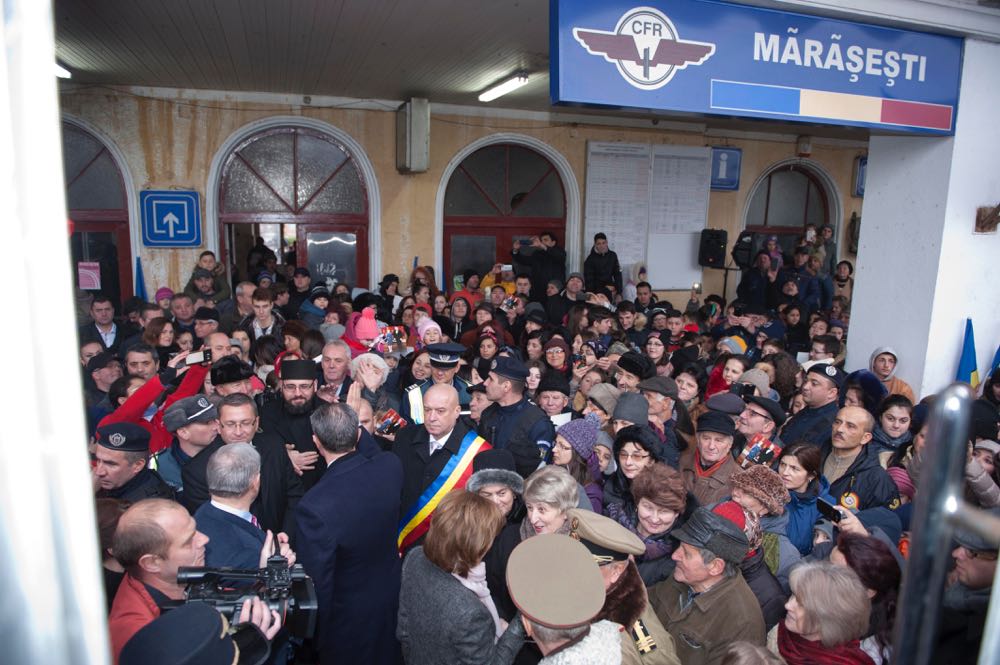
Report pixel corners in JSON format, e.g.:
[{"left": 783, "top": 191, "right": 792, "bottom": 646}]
[{"left": 70, "top": 214, "right": 134, "bottom": 302}]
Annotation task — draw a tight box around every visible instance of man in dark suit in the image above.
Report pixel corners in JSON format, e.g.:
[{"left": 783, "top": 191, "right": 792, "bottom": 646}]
[
  {"left": 194, "top": 443, "right": 294, "bottom": 570},
  {"left": 296, "top": 402, "right": 403, "bottom": 665},
  {"left": 78, "top": 295, "right": 139, "bottom": 356},
  {"left": 182, "top": 393, "right": 304, "bottom": 538}
]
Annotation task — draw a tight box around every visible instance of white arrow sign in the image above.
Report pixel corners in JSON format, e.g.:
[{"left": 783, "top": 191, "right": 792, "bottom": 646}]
[
  {"left": 162, "top": 212, "right": 179, "bottom": 238},
  {"left": 154, "top": 208, "right": 189, "bottom": 238}
]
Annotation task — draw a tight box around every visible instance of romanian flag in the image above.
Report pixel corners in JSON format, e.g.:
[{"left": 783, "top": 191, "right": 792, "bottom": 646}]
[
  {"left": 134, "top": 257, "right": 148, "bottom": 302},
  {"left": 990, "top": 343, "right": 1000, "bottom": 380},
  {"left": 956, "top": 318, "right": 980, "bottom": 389}
]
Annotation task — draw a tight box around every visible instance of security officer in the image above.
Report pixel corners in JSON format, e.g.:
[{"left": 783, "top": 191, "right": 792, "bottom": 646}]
[
  {"left": 566, "top": 509, "right": 682, "bottom": 665},
  {"left": 94, "top": 423, "right": 174, "bottom": 502},
  {"left": 478, "top": 356, "right": 555, "bottom": 477},
  {"left": 400, "top": 342, "right": 471, "bottom": 425}
]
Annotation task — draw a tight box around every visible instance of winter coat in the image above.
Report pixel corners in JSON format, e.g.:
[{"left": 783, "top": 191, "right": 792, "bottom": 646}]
[
  {"left": 780, "top": 400, "right": 838, "bottom": 449},
  {"left": 965, "top": 458, "right": 1000, "bottom": 508},
  {"left": 513, "top": 244, "right": 567, "bottom": 301},
  {"left": 583, "top": 247, "right": 623, "bottom": 294},
  {"left": 759, "top": 511, "right": 803, "bottom": 592},
  {"left": 397, "top": 547, "right": 525, "bottom": 665},
  {"left": 740, "top": 549, "right": 787, "bottom": 632},
  {"left": 679, "top": 447, "right": 741, "bottom": 508},
  {"left": 108, "top": 574, "right": 160, "bottom": 664},
  {"left": 539, "top": 620, "right": 623, "bottom": 665},
  {"left": 298, "top": 299, "right": 326, "bottom": 329},
  {"left": 823, "top": 443, "right": 900, "bottom": 512},
  {"left": 785, "top": 477, "right": 835, "bottom": 555},
  {"left": 649, "top": 572, "right": 765, "bottom": 665}
]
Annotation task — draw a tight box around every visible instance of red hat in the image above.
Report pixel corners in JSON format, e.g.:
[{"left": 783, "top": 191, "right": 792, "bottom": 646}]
[
  {"left": 414, "top": 303, "right": 432, "bottom": 316},
  {"left": 355, "top": 307, "right": 379, "bottom": 341}
]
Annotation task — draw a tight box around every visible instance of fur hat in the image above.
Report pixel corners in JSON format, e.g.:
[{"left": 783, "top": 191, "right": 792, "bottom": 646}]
[
  {"left": 465, "top": 449, "right": 524, "bottom": 495},
  {"left": 557, "top": 418, "right": 600, "bottom": 461},
  {"left": 617, "top": 352, "right": 655, "bottom": 380},
  {"left": 729, "top": 465, "right": 790, "bottom": 515}
]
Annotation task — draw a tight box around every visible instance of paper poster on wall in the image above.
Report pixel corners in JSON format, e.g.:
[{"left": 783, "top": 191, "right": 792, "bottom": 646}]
[{"left": 78, "top": 262, "right": 101, "bottom": 290}]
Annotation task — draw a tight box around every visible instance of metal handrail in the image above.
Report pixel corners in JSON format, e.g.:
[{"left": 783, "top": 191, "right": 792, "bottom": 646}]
[{"left": 893, "top": 383, "right": 1000, "bottom": 665}]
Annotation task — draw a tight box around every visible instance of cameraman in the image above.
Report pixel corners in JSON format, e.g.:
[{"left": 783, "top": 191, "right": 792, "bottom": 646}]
[
  {"left": 194, "top": 442, "right": 296, "bottom": 570},
  {"left": 108, "top": 499, "right": 210, "bottom": 663}
]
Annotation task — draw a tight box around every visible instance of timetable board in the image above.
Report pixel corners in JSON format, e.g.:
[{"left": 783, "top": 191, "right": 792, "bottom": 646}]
[{"left": 583, "top": 142, "right": 711, "bottom": 290}]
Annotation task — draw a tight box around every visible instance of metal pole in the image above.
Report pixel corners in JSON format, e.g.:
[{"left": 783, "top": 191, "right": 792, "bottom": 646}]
[
  {"left": 892, "top": 383, "right": 973, "bottom": 665},
  {"left": 0, "top": 0, "right": 109, "bottom": 663}
]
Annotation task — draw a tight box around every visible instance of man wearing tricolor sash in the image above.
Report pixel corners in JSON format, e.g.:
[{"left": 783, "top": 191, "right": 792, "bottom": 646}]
[{"left": 392, "top": 383, "right": 491, "bottom": 553}]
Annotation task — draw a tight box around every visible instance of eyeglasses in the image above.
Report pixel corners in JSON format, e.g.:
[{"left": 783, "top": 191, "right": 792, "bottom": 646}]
[
  {"left": 744, "top": 409, "right": 772, "bottom": 421},
  {"left": 545, "top": 348, "right": 565, "bottom": 355},
  {"left": 618, "top": 451, "right": 651, "bottom": 462}
]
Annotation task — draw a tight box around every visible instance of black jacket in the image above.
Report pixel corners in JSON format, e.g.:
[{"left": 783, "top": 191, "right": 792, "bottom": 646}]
[
  {"left": 258, "top": 395, "right": 325, "bottom": 490},
  {"left": 583, "top": 247, "right": 622, "bottom": 294},
  {"left": 97, "top": 467, "right": 174, "bottom": 503},
  {"left": 182, "top": 432, "right": 305, "bottom": 539},
  {"left": 822, "top": 442, "right": 900, "bottom": 511},
  {"left": 477, "top": 399, "right": 553, "bottom": 478},
  {"left": 740, "top": 549, "right": 787, "bottom": 631},
  {"left": 78, "top": 321, "right": 141, "bottom": 356},
  {"left": 512, "top": 244, "right": 566, "bottom": 301}
]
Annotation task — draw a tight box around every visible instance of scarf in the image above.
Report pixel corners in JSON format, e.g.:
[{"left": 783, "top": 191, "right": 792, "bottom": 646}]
[
  {"left": 777, "top": 622, "right": 875, "bottom": 665},
  {"left": 519, "top": 514, "right": 573, "bottom": 541},
  {"left": 452, "top": 562, "right": 505, "bottom": 639},
  {"left": 872, "top": 424, "right": 912, "bottom": 451},
  {"left": 606, "top": 502, "right": 674, "bottom": 562},
  {"left": 694, "top": 450, "right": 728, "bottom": 478}
]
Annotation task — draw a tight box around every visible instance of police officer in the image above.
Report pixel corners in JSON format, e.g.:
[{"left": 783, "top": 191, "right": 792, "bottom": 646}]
[
  {"left": 478, "top": 356, "right": 555, "bottom": 478},
  {"left": 94, "top": 423, "right": 174, "bottom": 502},
  {"left": 566, "top": 509, "right": 682, "bottom": 665},
  {"left": 400, "top": 342, "right": 471, "bottom": 425}
]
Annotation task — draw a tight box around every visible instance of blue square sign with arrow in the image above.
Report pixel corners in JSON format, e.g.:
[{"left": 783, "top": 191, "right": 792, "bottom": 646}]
[{"left": 140, "top": 190, "right": 202, "bottom": 247}]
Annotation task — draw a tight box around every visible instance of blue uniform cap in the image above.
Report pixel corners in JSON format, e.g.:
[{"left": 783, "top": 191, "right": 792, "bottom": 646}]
[{"left": 425, "top": 342, "right": 465, "bottom": 368}]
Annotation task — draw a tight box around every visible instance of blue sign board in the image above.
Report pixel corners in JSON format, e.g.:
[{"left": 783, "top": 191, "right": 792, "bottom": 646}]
[
  {"left": 710, "top": 147, "right": 742, "bottom": 190},
  {"left": 140, "top": 190, "right": 202, "bottom": 247},
  {"left": 551, "top": 0, "right": 963, "bottom": 134}
]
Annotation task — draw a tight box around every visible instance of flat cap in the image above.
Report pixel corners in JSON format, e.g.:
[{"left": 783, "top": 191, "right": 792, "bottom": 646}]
[
  {"left": 279, "top": 359, "right": 318, "bottom": 381},
  {"left": 210, "top": 356, "right": 254, "bottom": 386},
  {"left": 194, "top": 306, "right": 219, "bottom": 322},
  {"left": 163, "top": 396, "right": 218, "bottom": 433},
  {"left": 96, "top": 422, "right": 151, "bottom": 453},
  {"left": 705, "top": 392, "right": 747, "bottom": 416},
  {"left": 697, "top": 410, "right": 736, "bottom": 437},
  {"left": 567, "top": 508, "right": 644, "bottom": 563},
  {"left": 87, "top": 351, "right": 120, "bottom": 373},
  {"left": 192, "top": 267, "right": 213, "bottom": 280},
  {"left": 506, "top": 534, "right": 605, "bottom": 629},
  {"left": 426, "top": 342, "right": 466, "bottom": 368},
  {"left": 587, "top": 383, "right": 621, "bottom": 416},
  {"left": 672, "top": 506, "right": 749, "bottom": 564},
  {"left": 638, "top": 375, "right": 679, "bottom": 399},
  {"left": 490, "top": 356, "right": 528, "bottom": 382},
  {"left": 746, "top": 396, "right": 786, "bottom": 427},
  {"left": 954, "top": 506, "right": 1000, "bottom": 553}
]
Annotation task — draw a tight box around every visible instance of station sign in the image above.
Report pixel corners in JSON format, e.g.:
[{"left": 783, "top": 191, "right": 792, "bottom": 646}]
[
  {"left": 551, "top": 0, "right": 963, "bottom": 134},
  {"left": 140, "top": 190, "right": 202, "bottom": 247}
]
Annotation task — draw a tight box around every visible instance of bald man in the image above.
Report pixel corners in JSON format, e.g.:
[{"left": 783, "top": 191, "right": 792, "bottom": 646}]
[
  {"left": 821, "top": 406, "right": 900, "bottom": 512},
  {"left": 203, "top": 332, "right": 235, "bottom": 362},
  {"left": 391, "top": 384, "right": 487, "bottom": 551}
]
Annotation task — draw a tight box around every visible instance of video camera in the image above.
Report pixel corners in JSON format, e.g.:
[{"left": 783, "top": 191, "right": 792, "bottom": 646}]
[{"left": 166, "top": 554, "right": 318, "bottom": 639}]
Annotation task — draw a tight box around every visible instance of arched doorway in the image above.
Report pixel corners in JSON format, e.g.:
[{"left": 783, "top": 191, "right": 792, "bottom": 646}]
[
  {"left": 743, "top": 160, "right": 838, "bottom": 258},
  {"left": 218, "top": 126, "right": 370, "bottom": 288},
  {"left": 443, "top": 143, "right": 566, "bottom": 288},
  {"left": 63, "top": 121, "right": 132, "bottom": 311}
]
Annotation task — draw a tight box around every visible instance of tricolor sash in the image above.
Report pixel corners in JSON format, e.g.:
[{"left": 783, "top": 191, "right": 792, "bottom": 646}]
[{"left": 397, "top": 430, "right": 491, "bottom": 552}]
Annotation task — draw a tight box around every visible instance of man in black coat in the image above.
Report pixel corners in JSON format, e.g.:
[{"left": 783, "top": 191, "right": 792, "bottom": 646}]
[
  {"left": 182, "top": 393, "right": 304, "bottom": 538},
  {"left": 392, "top": 384, "right": 483, "bottom": 547},
  {"left": 296, "top": 402, "right": 404, "bottom": 665},
  {"left": 258, "top": 359, "right": 326, "bottom": 490},
  {"left": 511, "top": 231, "right": 566, "bottom": 302},
  {"left": 78, "top": 295, "right": 140, "bottom": 356},
  {"left": 583, "top": 232, "right": 623, "bottom": 295},
  {"left": 820, "top": 405, "right": 900, "bottom": 512},
  {"left": 94, "top": 423, "right": 174, "bottom": 503}
]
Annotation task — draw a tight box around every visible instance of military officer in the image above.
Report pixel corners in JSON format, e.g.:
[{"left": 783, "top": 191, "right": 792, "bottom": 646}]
[{"left": 400, "top": 342, "right": 471, "bottom": 425}]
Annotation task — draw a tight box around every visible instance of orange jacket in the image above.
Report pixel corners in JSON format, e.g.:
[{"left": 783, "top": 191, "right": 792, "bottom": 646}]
[{"left": 108, "top": 573, "right": 160, "bottom": 664}]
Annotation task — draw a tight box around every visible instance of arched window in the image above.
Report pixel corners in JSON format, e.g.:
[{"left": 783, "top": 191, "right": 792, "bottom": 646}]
[
  {"left": 443, "top": 143, "right": 565, "bottom": 286},
  {"left": 219, "top": 127, "right": 369, "bottom": 288},
  {"left": 63, "top": 121, "right": 132, "bottom": 311},
  {"left": 744, "top": 162, "right": 832, "bottom": 258}
]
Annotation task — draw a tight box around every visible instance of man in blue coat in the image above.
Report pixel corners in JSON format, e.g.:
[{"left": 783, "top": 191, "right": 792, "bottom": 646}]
[{"left": 296, "top": 402, "right": 404, "bottom": 665}]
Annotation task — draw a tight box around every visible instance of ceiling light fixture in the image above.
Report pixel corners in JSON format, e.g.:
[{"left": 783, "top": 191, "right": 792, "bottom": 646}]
[
  {"left": 54, "top": 63, "right": 72, "bottom": 79},
  {"left": 478, "top": 72, "right": 528, "bottom": 102}
]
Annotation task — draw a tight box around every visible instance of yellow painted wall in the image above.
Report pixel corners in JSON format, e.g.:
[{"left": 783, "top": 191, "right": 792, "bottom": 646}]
[{"left": 59, "top": 87, "right": 864, "bottom": 303}]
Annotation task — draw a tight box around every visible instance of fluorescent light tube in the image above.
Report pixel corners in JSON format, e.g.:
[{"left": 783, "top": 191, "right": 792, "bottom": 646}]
[{"left": 479, "top": 72, "right": 528, "bottom": 102}]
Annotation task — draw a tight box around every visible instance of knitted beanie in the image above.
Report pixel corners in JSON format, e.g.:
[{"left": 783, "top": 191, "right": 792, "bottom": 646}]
[
  {"left": 718, "top": 336, "right": 748, "bottom": 355},
  {"left": 416, "top": 317, "right": 441, "bottom": 339},
  {"left": 886, "top": 466, "right": 915, "bottom": 500},
  {"left": 713, "top": 500, "right": 762, "bottom": 557},
  {"left": 557, "top": 418, "right": 600, "bottom": 461},
  {"left": 729, "top": 465, "right": 790, "bottom": 516},
  {"left": 354, "top": 308, "right": 379, "bottom": 340}
]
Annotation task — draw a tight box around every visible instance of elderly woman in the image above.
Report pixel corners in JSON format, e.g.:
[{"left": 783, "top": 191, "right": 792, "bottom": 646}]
[
  {"left": 768, "top": 561, "right": 873, "bottom": 665},
  {"left": 606, "top": 462, "right": 689, "bottom": 585},
  {"left": 520, "top": 465, "right": 579, "bottom": 539},
  {"left": 397, "top": 490, "right": 524, "bottom": 665},
  {"left": 602, "top": 425, "right": 665, "bottom": 516},
  {"left": 350, "top": 352, "right": 400, "bottom": 415}
]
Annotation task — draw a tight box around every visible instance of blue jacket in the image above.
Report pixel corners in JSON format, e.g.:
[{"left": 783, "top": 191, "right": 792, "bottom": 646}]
[
  {"left": 780, "top": 401, "right": 838, "bottom": 449},
  {"left": 785, "top": 477, "right": 835, "bottom": 555},
  {"left": 295, "top": 431, "right": 404, "bottom": 665},
  {"left": 195, "top": 502, "right": 265, "bottom": 570}
]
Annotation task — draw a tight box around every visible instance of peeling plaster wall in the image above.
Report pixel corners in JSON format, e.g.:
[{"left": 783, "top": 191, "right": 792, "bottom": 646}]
[{"left": 60, "top": 87, "right": 862, "bottom": 303}]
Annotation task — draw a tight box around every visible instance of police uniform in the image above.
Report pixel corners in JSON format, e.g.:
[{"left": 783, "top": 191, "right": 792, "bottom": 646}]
[
  {"left": 566, "top": 508, "right": 682, "bottom": 665},
  {"left": 94, "top": 423, "right": 174, "bottom": 503},
  {"left": 400, "top": 343, "right": 471, "bottom": 425}
]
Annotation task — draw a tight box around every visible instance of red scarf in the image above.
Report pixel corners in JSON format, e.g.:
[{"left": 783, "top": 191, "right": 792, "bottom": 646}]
[
  {"left": 777, "top": 622, "right": 875, "bottom": 665},
  {"left": 693, "top": 450, "right": 727, "bottom": 478}
]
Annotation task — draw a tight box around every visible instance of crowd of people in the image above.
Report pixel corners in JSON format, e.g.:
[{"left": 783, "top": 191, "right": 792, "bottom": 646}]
[{"left": 77, "top": 233, "right": 1000, "bottom": 665}]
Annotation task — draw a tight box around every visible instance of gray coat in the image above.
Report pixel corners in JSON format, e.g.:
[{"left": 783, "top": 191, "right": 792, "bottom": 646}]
[{"left": 397, "top": 547, "right": 525, "bottom": 665}]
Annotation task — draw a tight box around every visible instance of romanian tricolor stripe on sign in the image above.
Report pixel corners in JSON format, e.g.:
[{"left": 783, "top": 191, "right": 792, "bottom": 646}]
[{"left": 397, "top": 431, "right": 491, "bottom": 552}]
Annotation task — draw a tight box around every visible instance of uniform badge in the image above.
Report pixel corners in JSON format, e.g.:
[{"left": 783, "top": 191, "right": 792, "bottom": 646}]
[
  {"left": 196, "top": 396, "right": 210, "bottom": 408},
  {"left": 825, "top": 365, "right": 837, "bottom": 377},
  {"left": 630, "top": 619, "right": 657, "bottom": 654},
  {"left": 108, "top": 433, "right": 126, "bottom": 447}
]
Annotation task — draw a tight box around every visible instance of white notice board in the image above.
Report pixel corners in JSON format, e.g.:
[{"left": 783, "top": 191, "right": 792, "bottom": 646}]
[{"left": 584, "top": 142, "right": 711, "bottom": 290}]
